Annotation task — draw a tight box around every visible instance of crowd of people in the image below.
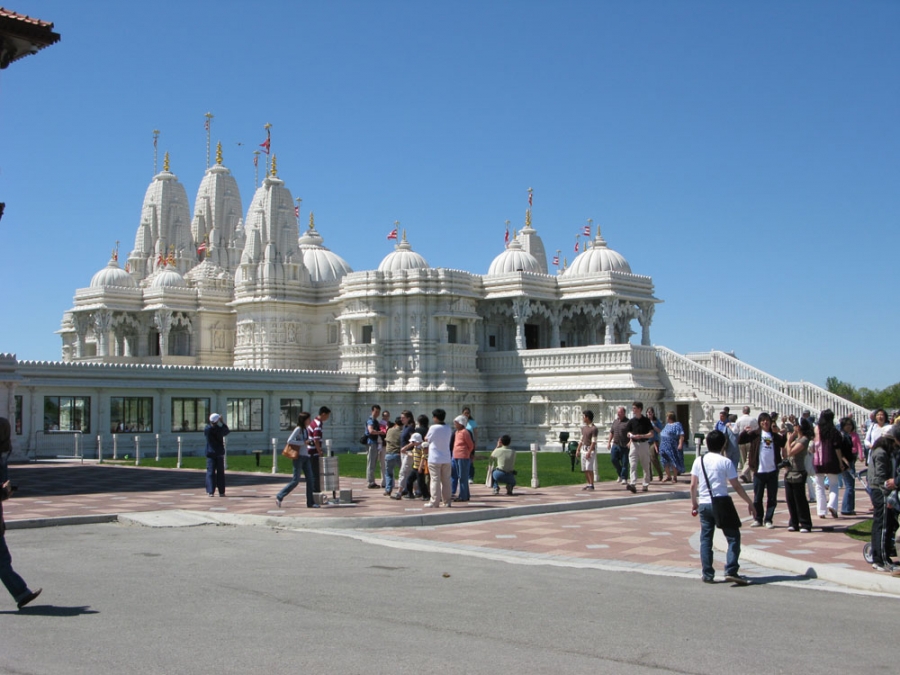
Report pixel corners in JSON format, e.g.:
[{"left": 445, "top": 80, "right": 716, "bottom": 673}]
[{"left": 358, "top": 405, "right": 516, "bottom": 506}]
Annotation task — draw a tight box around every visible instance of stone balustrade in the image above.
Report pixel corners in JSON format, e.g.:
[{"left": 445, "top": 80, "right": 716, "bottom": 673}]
[{"left": 477, "top": 344, "right": 657, "bottom": 376}]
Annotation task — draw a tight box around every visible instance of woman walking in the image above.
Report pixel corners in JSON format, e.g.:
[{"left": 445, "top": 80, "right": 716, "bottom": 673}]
[
  {"left": 658, "top": 412, "right": 685, "bottom": 482},
  {"left": 275, "top": 412, "right": 320, "bottom": 509},
  {"left": 813, "top": 409, "right": 843, "bottom": 519}
]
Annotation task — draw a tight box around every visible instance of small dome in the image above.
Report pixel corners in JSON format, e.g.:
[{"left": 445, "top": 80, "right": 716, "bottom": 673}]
[
  {"left": 297, "top": 220, "right": 353, "bottom": 283},
  {"left": 90, "top": 258, "right": 136, "bottom": 288},
  {"left": 184, "top": 260, "right": 232, "bottom": 284},
  {"left": 150, "top": 265, "right": 187, "bottom": 288},
  {"left": 563, "top": 228, "right": 631, "bottom": 276},
  {"left": 487, "top": 237, "right": 541, "bottom": 275},
  {"left": 378, "top": 233, "right": 428, "bottom": 273}
]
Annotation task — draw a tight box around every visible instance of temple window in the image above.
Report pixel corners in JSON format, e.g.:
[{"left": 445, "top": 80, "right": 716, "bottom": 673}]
[
  {"left": 279, "top": 398, "right": 304, "bottom": 431},
  {"left": 43, "top": 396, "right": 91, "bottom": 433},
  {"left": 110, "top": 397, "right": 153, "bottom": 433},
  {"left": 227, "top": 398, "right": 264, "bottom": 431},
  {"left": 171, "top": 398, "right": 210, "bottom": 432}
]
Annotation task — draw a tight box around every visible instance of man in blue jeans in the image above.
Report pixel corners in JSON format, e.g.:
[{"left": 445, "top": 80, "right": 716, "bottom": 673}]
[
  {"left": 606, "top": 406, "right": 630, "bottom": 484},
  {"left": 690, "top": 430, "right": 756, "bottom": 585},
  {"left": 1, "top": 480, "right": 41, "bottom": 609}
]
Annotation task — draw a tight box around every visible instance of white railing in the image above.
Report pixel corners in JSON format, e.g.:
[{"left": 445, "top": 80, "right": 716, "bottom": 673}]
[
  {"left": 477, "top": 344, "right": 657, "bottom": 376},
  {"left": 656, "top": 346, "right": 812, "bottom": 415},
  {"left": 700, "top": 350, "right": 869, "bottom": 420}
]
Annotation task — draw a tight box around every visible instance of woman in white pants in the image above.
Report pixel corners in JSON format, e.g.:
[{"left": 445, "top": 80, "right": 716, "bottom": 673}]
[{"left": 813, "top": 409, "right": 843, "bottom": 519}]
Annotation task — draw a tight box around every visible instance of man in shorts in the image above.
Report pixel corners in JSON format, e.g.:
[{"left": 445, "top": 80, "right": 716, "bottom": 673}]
[{"left": 577, "top": 410, "right": 599, "bottom": 490}]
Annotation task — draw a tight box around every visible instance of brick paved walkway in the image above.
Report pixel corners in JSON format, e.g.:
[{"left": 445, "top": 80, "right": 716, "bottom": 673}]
[{"left": 1, "top": 462, "right": 887, "bottom": 584}]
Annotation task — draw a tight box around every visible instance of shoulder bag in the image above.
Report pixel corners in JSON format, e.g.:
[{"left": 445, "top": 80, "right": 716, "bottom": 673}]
[{"left": 701, "top": 454, "right": 742, "bottom": 530}]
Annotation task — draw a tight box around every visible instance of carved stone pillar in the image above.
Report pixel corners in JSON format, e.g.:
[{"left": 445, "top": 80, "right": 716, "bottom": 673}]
[
  {"left": 639, "top": 303, "right": 655, "bottom": 346},
  {"left": 601, "top": 299, "right": 619, "bottom": 345},
  {"left": 73, "top": 313, "right": 92, "bottom": 359},
  {"left": 154, "top": 310, "right": 173, "bottom": 357},
  {"left": 94, "top": 309, "right": 112, "bottom": 357},
  {"left": 549, "top": 307, "right": 561, "bottom": 348},
  {"left": 511, "top": 298, "right": 531, "bottom": 350}
]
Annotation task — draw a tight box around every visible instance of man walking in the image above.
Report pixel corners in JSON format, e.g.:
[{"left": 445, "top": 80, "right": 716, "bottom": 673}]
[
  {"left": 0, "top": 480, "right": 41, "bottom": 609},
  {"left": 307, "top": 406, "right": 331, "bottom": 493},
  {"left": 734, "top": 406, "right": 758, "bottom": 482},
  {"left": 690, "top": 430, "right": 756, "bottom": 584},
  {"left": 625, "top": 402, "right": 654, "bottom": 493},
  {"left": 607, "top": 406, "right": 630, "bottom": 484}
]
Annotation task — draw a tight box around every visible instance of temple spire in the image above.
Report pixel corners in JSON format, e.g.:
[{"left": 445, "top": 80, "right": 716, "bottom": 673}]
[{"left": 163, "top": 151, "right": 170, "bottom": 172}]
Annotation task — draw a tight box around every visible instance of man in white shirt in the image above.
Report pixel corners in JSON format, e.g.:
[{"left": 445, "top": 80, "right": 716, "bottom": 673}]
[
  {"left": 734, "top": 406, "right": 758, "bottom": 482},
  {"left": 690, "top": 430, "right": 756, "bottom": 585},
  {"left": 424, "top": 409, "right": 453, "bottom": 508}
]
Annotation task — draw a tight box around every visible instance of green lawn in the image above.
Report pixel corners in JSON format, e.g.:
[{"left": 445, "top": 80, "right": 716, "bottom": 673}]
[
  {"left": 108, "top": 451, "right": 696, "bottom": 488},
  {"left": 846, "top": 519, "right": 873, "bottom": 542}
]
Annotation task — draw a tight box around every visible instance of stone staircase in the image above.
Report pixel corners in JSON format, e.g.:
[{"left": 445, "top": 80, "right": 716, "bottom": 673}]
[{"left": 656, "top": 347, "right": 868, "bottom": 420}]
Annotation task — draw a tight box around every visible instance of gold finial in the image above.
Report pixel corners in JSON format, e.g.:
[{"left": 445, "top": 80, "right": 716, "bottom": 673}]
[
  {"left": 167, "top": 244, "right": 175, "bottom": 266},
  {"left": 525, "top": 208, "right": 531, "bottom": 228},
  {"left": 215, "top": 141, "right": 223, "bottom": 165},
  {"left": 271, "top": 154, "right": 278, "bottom": 177},
  {"left": 309, "top": 212, "right": 315, "bottom": 229},
  {"left": 402, "top": 228, "right": 407, "bottom": 241},
  {"left": 163, "top": 151, "right": 170, "bottom": 172}
]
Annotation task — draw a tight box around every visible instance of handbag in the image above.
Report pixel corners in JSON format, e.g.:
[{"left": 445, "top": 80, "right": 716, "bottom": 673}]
[
  {"left": 359, "top": 434, "right": 370, "bottom": 446},
  {"left": 784, "top": 469, "right": 806, "bottom": 484},
  {"left": 701, "top": 454, "right": 742, "bottom": 530},
  {"left": 484, "top": 461, "right": 495, "bottom": 487},
  {"left": 282, "top": 442, "right": 299, "bottom": 460}
]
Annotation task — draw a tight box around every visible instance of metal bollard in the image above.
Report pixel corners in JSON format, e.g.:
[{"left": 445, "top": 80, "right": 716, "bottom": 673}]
[
  {"left": 531, "top": 443, "right": 540, "bottom": 489},
  {"left": 325, "top": 438, "right": 333, "bottom": 457},
  {"left": 134, "top": 436, "right": 140, "bottom": 466},
  {"left": 155, "top": 434, "right": 160, "bottom": 462},
  {"left": 271, "top": 438, "right": 277, "bottom": 475},
  {"left": 97, "top": 435, "right": 103, "bottom": 463},
  {"left": 177, "top": 436, "right": 182, "bottom": 469},
  {"left": 113, "top": 434, "right": 118, "bottom": 460}
]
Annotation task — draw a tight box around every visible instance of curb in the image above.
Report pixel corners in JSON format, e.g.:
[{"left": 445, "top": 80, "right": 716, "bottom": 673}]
[
  {"left": 7, "top": 490, "right": 689, "bottom": 531},
  {"left": 5, "top": 514, "right": 119, "bottom": 530},
  {"left": 713, "top": 529, "right": 900, "bottom": 597}
]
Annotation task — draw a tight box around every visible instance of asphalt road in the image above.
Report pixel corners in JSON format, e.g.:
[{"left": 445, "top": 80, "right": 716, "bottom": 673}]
[{"left": 0, "top": 522, "right": 891, "bottom": 674}]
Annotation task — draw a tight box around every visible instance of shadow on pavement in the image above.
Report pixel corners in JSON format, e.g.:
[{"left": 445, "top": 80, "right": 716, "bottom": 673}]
[{"left": 1, "top": 605, "right": 99, "bottom": 616}]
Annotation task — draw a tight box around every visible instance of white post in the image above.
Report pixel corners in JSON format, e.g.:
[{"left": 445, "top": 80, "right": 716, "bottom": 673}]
[
  {"left": 134, "top": 436, "right": 140, "bottom": 466},
  {"left": 271, "top": 437, "right": 277, "bottom": 475},
  {"left": 113, "top": 434, "right": 118, "bottom": 460},
  {"left": 97, "top": 435, "right": 103, "bottom": 463},
  {"left": 530, "top": 442, "right": 540, "bottom": 488},
  {"left": 155, "top": 434, "right": 160, "bottom": 462},
  {"left": 177, "top": 436, "right": 182, "bottom": 469},
  {"left": 325, "top": 438, "right": 333, "bottom": 457},
  {"left": 223, "top": 437, "right": 228, "bottom": 471}
]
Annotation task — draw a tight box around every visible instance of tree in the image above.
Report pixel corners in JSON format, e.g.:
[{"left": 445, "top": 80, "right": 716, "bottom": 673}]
[{"left": 826, "top": 377, "right": 900, "bottom": 410}]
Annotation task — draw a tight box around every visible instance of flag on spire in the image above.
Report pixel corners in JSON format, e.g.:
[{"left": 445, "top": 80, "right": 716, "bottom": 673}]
[
  {"left": 504, "top": 225, "right": 510, "bottom": 248},
  {"left": 294, "top": 206, "right": 300, "bottom": 218},
  {"left": 552, "top": 255, "right": 559, "bottom": 266},
  {"left": 387, "top": 227, "right": 398, "bottom": 240},
  {"left": 253, "top": 153, "right": 259, "bottom": 167},
  {"left": 582, "top": 225, "right": 591, "bottom": 236},
  {"left": 528, "top": 187, "right": 533, "bottom": 207},
  {"left": 574, "top": 241, "right": 579, "bottom": 253},
  {"left": 197, "top": 240, "right": 208, "bottom": 260},
  {"left": 260, "top": 137, "right": 270, "bottom": 155}
]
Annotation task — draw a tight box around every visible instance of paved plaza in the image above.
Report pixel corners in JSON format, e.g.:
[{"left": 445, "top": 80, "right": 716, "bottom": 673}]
[{"left": 1, "top": 461, "right": 889, "bottom": 595}]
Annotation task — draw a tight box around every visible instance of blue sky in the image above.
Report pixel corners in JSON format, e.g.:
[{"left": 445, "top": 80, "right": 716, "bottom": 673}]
[{"left": 1, "top": 0, "right": 897, "bottom": 388}]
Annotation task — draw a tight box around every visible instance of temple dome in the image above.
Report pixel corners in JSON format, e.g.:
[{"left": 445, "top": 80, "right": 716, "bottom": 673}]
[
  {"left": 298, "top": 220, "right": 353, "bottom": 283},
  {"left": 487, "top": 237, "right": 541, "bottom": 275},
  {"left": 562, "top": 228, "right": 631, "bottom": 276},
  {"left": 90, "top": 258, "right": 136, "bottom": 288},
  {"left": 150, "top": 265, "right": 187, "bottom": 288},
  {"left": 378, "top": 233, "right": 428, "bottom": 272}
]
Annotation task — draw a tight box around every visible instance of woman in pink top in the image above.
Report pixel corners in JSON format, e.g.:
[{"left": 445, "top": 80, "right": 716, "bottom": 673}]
[{"left": 451, "top": 415, "right": 475, "bottom": 502}]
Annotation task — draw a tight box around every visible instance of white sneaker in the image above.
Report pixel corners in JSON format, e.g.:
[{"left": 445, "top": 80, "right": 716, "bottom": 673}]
[{"left": 764, "top": 522, "right": 774, "bottom": 529}]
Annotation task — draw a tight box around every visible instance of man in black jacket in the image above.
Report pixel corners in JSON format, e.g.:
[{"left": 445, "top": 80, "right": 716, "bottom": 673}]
[{"left": 869, "top": 426, "right": 898, "bottom": 572}]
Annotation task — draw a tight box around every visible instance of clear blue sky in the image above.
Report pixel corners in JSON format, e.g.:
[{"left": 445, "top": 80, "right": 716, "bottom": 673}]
[{"left": 1, "top": 0, "right": 897, "bottom": 389}]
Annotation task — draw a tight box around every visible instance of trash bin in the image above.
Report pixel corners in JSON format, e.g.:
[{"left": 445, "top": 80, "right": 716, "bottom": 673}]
[{"left": 320, "top": 456, "right": 340, "bottom": 493}]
